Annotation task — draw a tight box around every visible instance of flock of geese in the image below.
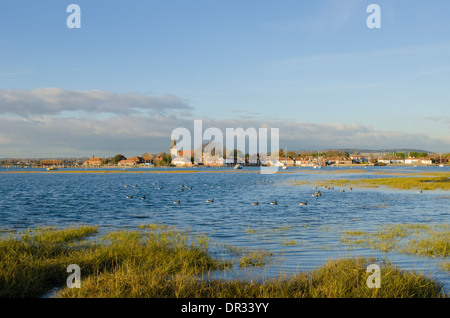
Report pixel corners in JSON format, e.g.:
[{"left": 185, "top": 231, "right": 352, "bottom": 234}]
[{"left": 122, "top": 182, "right": 354, "bottom": 207}]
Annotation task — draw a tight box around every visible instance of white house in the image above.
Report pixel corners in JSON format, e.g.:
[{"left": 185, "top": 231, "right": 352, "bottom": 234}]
[
  {"left": 405, "top": 158, "right": 420, "bottom": 164},
  {"left": 420, "top": 158, "right": 433, "bottom": 165}
]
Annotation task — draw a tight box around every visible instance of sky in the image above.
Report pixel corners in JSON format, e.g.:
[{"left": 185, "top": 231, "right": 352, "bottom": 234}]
[{"left": 0, "top": 0, "right": 449, "bottom": 157}]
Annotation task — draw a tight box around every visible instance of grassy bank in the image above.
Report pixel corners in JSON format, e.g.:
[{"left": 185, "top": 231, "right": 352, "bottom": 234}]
[
  {"left": 310, "top": 172, "right": 450, "bottom": 190},
  {"left": 0, "top": 225, "right": 446, "bottom": 298}
]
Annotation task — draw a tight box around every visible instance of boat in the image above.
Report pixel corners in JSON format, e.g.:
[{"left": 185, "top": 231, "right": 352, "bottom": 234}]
[
  {"left": 439, "top": 164, "right": 444, "bottom": 168},
  {"left": 234, "top": 163, "right": 243, "bottom": 170}
]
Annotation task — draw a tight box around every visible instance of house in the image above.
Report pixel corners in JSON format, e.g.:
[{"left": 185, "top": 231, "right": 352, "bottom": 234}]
[
  {"left": 83, "top": 156, "right": 102, "bottom": 166},
  {"left": 405, "top": 157, "right": 420, "bottom": 165},
  {"left": 127, "top": 156, "right": 145, "bottom": 164},
  {"left": 118, "top": 158, "right": 139, "bottom": 166},
  {"left": 335, "top": 158, "right": 353, "bottom": 165},
  {"left": 154, "top": 154, "right": 164, "bottom": 162},
  {"left": 351, "top": 155, "right": 368, "bottom": 163},
  {"left": 203, "top": 154, "right": 224, "bottom": 167},
  {"left": 40, "top": 159, "right": 62, "bottom": 167},
  {"left": 279, "top": 158, "right": 295, "bottom": 166},
  {"left": 377, "top": 159, "right": 391, "bottom": 164},
  {"left": 419, "top": 158, "right": 432, "bottom": 165},
  {"left": 171, "top": 156, "right": 191, "bottom": 166}
]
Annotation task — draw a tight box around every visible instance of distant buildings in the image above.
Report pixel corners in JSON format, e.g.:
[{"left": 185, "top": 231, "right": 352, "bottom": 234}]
[
  {"left": 40, "top": 159, "right": 62, "bottom": 167},
  {"left": 83, "top": 156, "right": 102, "bottom": 166}
]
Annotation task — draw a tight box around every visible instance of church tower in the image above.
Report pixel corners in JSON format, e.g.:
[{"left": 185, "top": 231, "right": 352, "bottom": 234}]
[{"left": 170, "top": 139, "right": 177, "bottom": 158}]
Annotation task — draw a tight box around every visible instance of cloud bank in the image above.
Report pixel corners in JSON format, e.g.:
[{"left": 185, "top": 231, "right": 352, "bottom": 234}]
[{"left": 0, "top": 88, "right": 448, "bottom": 157}]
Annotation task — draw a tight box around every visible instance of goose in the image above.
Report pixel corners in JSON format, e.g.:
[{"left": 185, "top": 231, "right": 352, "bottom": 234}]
[
  {"left": 313, "top": 186, "right": 317, "bottom": 190},
  {"left": 126, "top": 195, "right": 134, "bottom": 199},
  {"left": 252, "top": 202, "right": 259, "bottom": 205},
  {"left": 340, "top": 189, "right": 345, "bottom": 192},
  {"left": 270, "top": 201, "right": 277, "bottom": 205},
  {"left": 206, "top": 198, "right": 214, "bottom": 203},
  {"left": 173, "top": 200, "right": 181, "bottom": 204},
  {"left": 157, "top": 187, "right": 163, "bottom": 190},
  {"left": 180, "top": 188, "right": 184, "bottom": 191},
  {"left": 348, "top": 187, "right": 353, "bottom": 190},
  {"left": 124, "top": 185, "right": 129, "bottom": 188},
  {"left": 299, "top": 201, "right": 308, "bottom": 206},
  {"left": 418, "top": 190, "right": 423, "bottom": 193},
  {"left": 132, "top": 185, "right": 138, "bottom": 188},
  {"left": 140, "top": 195, "right": 146, "bottom": 200}
]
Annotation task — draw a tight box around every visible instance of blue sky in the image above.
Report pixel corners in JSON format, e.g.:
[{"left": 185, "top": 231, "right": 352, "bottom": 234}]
[{"left": 0, "top": 0, "right": 449, "bottom": 157}]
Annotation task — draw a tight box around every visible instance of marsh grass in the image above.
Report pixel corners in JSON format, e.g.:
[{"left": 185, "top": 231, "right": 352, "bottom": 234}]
[
  {"left": 313, "top": 172, "right": 450, "bottom": 190},
  {"left": 0, "top": 225, "right": 99, "bottom": 297},
  {"left": 341, "top": 224, "right": 450, "bottom": 257},
  {"left": 1, "top": 225, "right": 447, "bottom": 298}
]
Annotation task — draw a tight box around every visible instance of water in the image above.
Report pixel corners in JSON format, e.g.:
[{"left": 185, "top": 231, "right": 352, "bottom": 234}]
[{"left": 1, "top": 165, "right": 449, "bottom": 292}]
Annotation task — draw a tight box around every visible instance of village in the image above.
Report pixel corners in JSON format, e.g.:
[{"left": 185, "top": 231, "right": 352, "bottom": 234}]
[{"left": 2, "top": 140, "right": 448, "bottom": 169}]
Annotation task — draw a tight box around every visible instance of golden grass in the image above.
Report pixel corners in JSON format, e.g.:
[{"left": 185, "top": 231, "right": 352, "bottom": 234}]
[
  {"left": 311, "top": 172, "right": 450, "bottom": 190},
  {"left": 0, "top": 225, "right": 447, "bottom": 298}
]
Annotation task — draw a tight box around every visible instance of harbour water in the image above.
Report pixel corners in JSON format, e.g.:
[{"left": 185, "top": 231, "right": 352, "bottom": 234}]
[{"left": 1, "top": 165, "right": 449, "bottom": 293}]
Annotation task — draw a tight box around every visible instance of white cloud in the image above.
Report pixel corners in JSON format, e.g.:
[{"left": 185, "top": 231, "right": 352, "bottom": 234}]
[
  {"left": 0, "top": 88, "right": 192, "bottom": 117},
  {"left": 0, "top": 88, "right": 448, "bottom": 157}
]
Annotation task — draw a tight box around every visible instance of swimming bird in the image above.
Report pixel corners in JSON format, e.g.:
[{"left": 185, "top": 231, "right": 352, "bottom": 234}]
[
  {"left": 173, "top": 200, "right": 181, "bottom": 204},
  {"left": 313, "top": 186, "right": 317, "bottom": 190},
  {"left": 299, "top": 201, "right": 308, "bottom": 206},
  {"left": 418, "top": 190, "right": 423, "bottom": 193},
  {"left": 158, "top": 187, "right": 163, "bottom": 190},
  {"left": 124, "top": 185, "right": 129, "bottom": 188},
  {"left": 340, "top": 189, "right": 345, "bottom": 192},
  {"left": 132, "top": 185, "right": 138, "bottom": 188},
  {"left": 206, "top": 198, "right": 214, "bottom": 203},
  {"left": 180, "top": 188, "right": 184, "bottom": 191},
  {"left": 126, "top": 195, "right": 134, "bottom": 199},
  {"left": 252, "top": 202, "right": 259, "bottom": 205},
  {"left": 348, "top": 187, "right": 353, "bottom": 190},
  {"left": 140, "top": 195, "right": 146, "bottom": 200},
  {"left": 270, "top": 201, "right": 277, "bottom": 205}
]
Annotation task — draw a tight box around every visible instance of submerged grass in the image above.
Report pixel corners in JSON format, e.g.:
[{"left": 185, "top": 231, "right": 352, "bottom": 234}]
[
  {"left": 0, "top": 225, "right": 447, "bottom": 298},
  {"left": 341, "top": 223, "right": 450, "bottom": 257}
]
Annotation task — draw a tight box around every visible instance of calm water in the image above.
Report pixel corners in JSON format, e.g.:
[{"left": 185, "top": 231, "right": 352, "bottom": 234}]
[{"left": 1, "top": 165, "right": 449, "bottom": 292}]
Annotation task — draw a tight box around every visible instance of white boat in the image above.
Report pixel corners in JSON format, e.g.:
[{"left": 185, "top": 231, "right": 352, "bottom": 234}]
[
  {"left": 234, "top": 164, "right": 243, "bottom": 170},
  {"left": 439, "top": 164, "right": 444, "bottom": 167}
]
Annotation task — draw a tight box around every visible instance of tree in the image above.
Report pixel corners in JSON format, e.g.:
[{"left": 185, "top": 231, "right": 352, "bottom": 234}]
[
  {"left": 111, "top": 154, "right": 126, "bottom": 164},
  {"left": 101, "top": 158, "right": 111, "bottom": 165},
  {"left": 287, "top": 151, "right": 298, "bottom": 158}
]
